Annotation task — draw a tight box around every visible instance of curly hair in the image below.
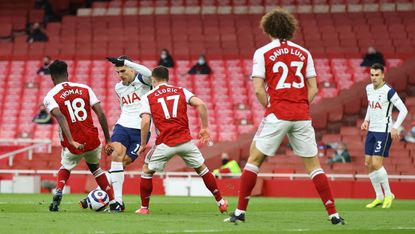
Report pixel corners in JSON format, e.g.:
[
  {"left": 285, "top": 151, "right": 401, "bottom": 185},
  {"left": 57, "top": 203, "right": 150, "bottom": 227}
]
[{"left": 260, "top": 8, "right": 298, "bottom": 41}]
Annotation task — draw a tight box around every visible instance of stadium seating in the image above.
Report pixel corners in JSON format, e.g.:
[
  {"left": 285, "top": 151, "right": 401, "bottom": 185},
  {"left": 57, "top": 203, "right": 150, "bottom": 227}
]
[
  {"left": 0, "top": 3, "right": 414, "bottom": 175},
  {"left": 1, "top": 11, "right": 415, "bottom": 60}
]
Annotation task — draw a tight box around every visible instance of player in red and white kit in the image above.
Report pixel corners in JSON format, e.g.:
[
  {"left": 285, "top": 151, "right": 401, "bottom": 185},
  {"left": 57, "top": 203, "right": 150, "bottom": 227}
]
[
  {"left": 225, "top": 9, "right": 345, "bottom": 224},
  {"left": 135, "top": 66, "right": 228, "bottom": 215},
  {"left": 44, "top": 60, "right": 121, "bottom": 212}
]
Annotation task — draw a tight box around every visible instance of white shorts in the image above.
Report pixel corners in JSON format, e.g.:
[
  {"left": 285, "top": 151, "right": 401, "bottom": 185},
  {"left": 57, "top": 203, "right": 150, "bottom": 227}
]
[
  {"left": 61, "top": 146, "right": 101, "bottom": 171},
  {"left": 145, "top": 141, "right": 205, "bottom": 172},
  {"left": 253, "top": 114, "right": 318, "bottom": 157}
]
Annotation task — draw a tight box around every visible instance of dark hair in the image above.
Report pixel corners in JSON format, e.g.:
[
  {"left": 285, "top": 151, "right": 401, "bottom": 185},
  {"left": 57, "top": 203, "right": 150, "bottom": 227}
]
[
  {"left": 161, "top": 49, "right": 170, "bottom": 55},
  {"left": 49, "top": 60, "right": 68, "bottom": 77},
  {"left": 152, "top": 66, "right": 169, "bottom": 81},
  {"left": 117, "top": 55, "right": 132, "bottom": 61},
  {"left": 370, "top": 63, "right": 384, "bottom": 73},
  {"left": 260, "top": 8, "right": 298, "bottom": 40}
]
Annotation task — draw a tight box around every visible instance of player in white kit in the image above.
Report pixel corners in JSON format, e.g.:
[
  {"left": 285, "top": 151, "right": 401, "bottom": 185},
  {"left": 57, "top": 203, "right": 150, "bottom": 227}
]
[
  {"left": 80, "top": 56, "right": 152, "bottom": 211},
  {"left": 361, "top": 63, "right": 408, "bottom": 209}
]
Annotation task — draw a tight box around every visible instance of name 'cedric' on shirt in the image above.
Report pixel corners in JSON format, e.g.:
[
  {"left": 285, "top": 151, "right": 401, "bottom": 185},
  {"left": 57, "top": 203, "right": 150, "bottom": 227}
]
[{"left": 155, "top": 87, "right": 178, "bottom": 96}]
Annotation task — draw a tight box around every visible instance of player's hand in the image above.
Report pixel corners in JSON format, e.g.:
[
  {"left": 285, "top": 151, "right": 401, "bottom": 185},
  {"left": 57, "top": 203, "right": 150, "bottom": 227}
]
[
  {"left": 137, "top": 145, "right": 147, "bottom": 157},
  {"left": 106, "top": 57, "right": 124, "bottom": 66},
  {"left": 70, "top": 141, "right": 84, "bottom": 150},
  {"left": 391, "top": 128, "right": 400, "bottom": 140},
  {"left": 104, "top": 143, "right": 114, "bottom": 156},
  {"left": 361, "top": 121, "right": 369, "bottom": 131},
  {"left": 198, "top": 128, "right": 211, "bottom": 145}
]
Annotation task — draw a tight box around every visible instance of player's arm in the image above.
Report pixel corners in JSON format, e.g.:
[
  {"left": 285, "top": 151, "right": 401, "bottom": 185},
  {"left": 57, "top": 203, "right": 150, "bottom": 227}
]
[
  {"left": 189, "top": 96, "right": 210, "bottom": 145},
  {"left": 137, "top": 95, "right": 151, "bottom": 155},
  {"left": 252, "top": 77, "right": 268, "bottom": 108},
  {"left": 137, "top": 113, "right": 151, "bottom": 156},
  {"left": 124, "top": 60, "right": 152, "bottom": 85},
  {"left": 92, "top": 103, "right": 113, "bottom": 155},
  {"left": 361, "top": 88, "right": 370, "bottom": 131},
  {"left": 361, "top": 106, "right": 370, "bottom": 131},
  {"left": 306, "top": 77, "right": 318, "bottom": 103},
  {"left": 304, "top": 51, "right": 318, "bottom": 103},
  {"left": 390, "top": 92, "right": 408, "bottom": 140},
  {"left": 50, "top": 108, "right": 84, "bottom": 150}
]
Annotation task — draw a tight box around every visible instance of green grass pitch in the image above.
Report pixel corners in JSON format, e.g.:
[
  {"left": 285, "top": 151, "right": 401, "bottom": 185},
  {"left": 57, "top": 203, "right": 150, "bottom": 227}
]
[{"left": 1, "top": 194, "right": 415, "bottom": 234}]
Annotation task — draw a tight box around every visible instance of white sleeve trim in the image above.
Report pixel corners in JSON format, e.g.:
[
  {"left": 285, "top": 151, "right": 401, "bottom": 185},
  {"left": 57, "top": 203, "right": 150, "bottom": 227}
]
[
  {"left": 183, "top": 88, "right": 195, "bottom": 104},
  {"left": 251, "top": 49, "right": 266, "bottom": 79}
]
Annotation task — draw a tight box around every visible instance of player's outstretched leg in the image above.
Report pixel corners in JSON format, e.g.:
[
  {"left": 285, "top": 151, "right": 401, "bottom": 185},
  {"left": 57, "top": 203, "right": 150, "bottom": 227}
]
[
  {"left": 49, "top": 167, "right": 70, "bottom": 212},
  {"left": 79, "top": 172, "right": 115, "bottom": 209},
  {"left": 108, "top": 142, "right": 128, "bottom": 206},
  {"left": 136, "top": 166, "right": 154, "bottom": 215},
  {"left": 196, "top": 165, "right": 228, "bottom": 213},
  {"left": 87, "top": 163, "right": 122, "bottom": 212},
  {"left": 308, "top": 166, "right": 345, "bottom": 225},
  {"left": 225, "top": 143, "right": 264, "bottom": 223},
  {"left": 224, "top": 163, "right": 258, "bottom": 223}
]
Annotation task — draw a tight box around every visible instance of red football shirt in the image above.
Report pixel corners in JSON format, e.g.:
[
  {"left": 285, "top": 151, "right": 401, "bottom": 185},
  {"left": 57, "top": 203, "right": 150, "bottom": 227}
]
[
  {"left": 252, "top": 39, "right": 317, "bottom": 121},
  {"left": 43, "top": 82, "right": 100, "bottom": 154},
  {"left": 140, "top": 83, "right": 194, "bottom": 147}
]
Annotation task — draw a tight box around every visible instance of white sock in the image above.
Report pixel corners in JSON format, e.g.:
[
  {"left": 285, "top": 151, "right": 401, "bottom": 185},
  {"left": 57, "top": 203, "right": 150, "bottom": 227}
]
[
  {"left": 235, "top": 209, "right": 245, "bottom": 216},
  {"left": 369, "top": 170, "right": 384, "bottom": 200},
  {"left": 329, "top": 213, "right": 339, "bottom": 219},
  {"left": 217, "top": 199, "right": 225, "bottom": 206},
  {"left": 110, "top": 161, "right": 124, "bottom": 203},
  {"left": 377, "top": 167, "right": 393, "bottom": 197}
]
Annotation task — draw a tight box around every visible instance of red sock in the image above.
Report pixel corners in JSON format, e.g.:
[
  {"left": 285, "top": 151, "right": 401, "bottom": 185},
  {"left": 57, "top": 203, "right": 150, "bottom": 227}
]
[
  {"left": 56, "top": 167, "right": 70, "bottom": 191},
  {"left": 93, "top": 168, "right": 115, "bottom": 201},
  {"left": 237, "top": 164, "right": 259, "bottom": 211},
  {"left": 140, "top": 175, "right": 153, "bottom": 208},
  {"left": 311, "top": 169, "right": 337, "bottom": 215},
  {"left": 201, "top": 170, "right": 222, "bottom": 202}
]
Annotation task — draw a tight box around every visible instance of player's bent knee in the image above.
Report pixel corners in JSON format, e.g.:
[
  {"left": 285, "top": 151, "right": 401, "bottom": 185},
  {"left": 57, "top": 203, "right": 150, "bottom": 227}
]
[
  {"left": 302, "top": 156, "right": 321, "bottom": 174},
  {"left": 142, "top": 164, "right": 155, "bottom": 175},
  {"left": 86, "top": 163, "right": 99, "bottom": 173},
  {"left": 194, "top": 164, "right": 207, "bottom": 174},
  {"left": 122, "top": 157, "right": 132, "bottom": 167},
  {"left": 247, "top": 143, "right": 266, "bottom": 166}
]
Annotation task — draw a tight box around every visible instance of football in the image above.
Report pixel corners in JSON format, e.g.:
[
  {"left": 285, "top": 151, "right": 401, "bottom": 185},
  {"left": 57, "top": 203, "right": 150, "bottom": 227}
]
[{"left": 87, "top": 189, "right": 109, "bottom": 211}]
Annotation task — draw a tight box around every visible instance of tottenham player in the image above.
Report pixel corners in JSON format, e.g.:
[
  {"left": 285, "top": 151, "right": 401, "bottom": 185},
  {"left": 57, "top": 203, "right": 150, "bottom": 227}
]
[
  {"left": 135, "top": 66, "right": 227, "bottom": 215},
  {"left": 361, "top": 63, "right": 408, "bottom": 209},
  {"left": 44, "top": 60, "right": 120, "bottom": 212},
  {"left": 79, "top": 56, "right": 152, "bottom": 211},
  {"left": 225, "top": 8, "right": 345, "bottom": 224}
]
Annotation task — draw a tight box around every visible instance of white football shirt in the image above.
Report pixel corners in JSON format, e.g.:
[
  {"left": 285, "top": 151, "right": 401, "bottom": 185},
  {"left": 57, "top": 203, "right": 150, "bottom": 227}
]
[
  {"left": 115, "top": 73, "right": 151, "bottom": 129},
  {"left": 365, "top": 83, "right": 406, "bottom": 132}
]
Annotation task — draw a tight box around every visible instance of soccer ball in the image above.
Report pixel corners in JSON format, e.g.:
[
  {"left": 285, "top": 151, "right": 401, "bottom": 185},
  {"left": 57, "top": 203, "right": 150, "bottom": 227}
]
[{"left": 87, "top": 189, "right": 109, "bottom": 211}]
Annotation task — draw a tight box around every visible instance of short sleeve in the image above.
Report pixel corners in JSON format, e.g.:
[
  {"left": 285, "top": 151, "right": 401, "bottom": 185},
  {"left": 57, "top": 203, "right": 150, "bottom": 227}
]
[
  {"left": 43, "top": 94, "right": 59, "bottom": 113},
  {"left": 183, "top": 88, "right": 195, "bottom": 104},
  {"left": 251, "top": 49, "right": 265, "bottom": 79},
  {"left": 88, "top": 87, "right": 100, "bottom": 106},
  {"left": 305, "top": 52, "right": 317, "bottom": 78},
  {"left": 139, "top": 95, "right": 151, "bottom": 117}
]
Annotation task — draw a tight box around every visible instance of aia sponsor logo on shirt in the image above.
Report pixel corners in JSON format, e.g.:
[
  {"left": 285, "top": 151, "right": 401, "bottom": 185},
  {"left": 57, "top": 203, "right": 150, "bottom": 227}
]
[
  {"left": 122, "top": 92, "right": 141, "bottom": 105},
  {"left": 368, "top": 101, "right": 382, "bottom": 109}
]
